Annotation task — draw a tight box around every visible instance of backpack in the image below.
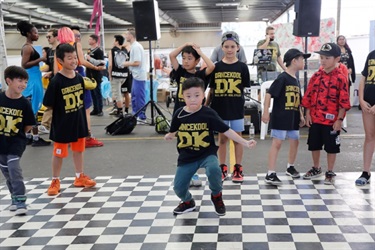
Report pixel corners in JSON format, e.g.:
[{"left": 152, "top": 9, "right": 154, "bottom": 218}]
[
  {"left": 105, "top": 114, "right": 137, "bottom": 135},
  {"left": 155, "top": 115, "right": 170, "bottom": 134}
]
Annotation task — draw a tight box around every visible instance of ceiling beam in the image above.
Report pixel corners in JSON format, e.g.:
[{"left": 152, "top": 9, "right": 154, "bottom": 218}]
[
  {"left": 2, "top": 2, "right": 88, "bottom": 29},
  {"left": 159, "top": 8, "right": 178, "bottom": 28}
]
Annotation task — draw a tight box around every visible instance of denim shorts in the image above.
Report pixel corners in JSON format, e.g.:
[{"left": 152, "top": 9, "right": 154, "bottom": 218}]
[
  {"left": 271, "top": 129, "right": 300, "bottom": 140},
  {"left": 222, "top": 119, "right": 244, "bottom": 133}
]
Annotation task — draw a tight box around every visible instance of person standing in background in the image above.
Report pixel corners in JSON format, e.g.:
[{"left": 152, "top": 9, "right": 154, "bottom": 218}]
[
  {"left": 257, "top": 26, "right": 287, "bottom": 80},
  {"left": 336, "top": 35, "right": 356, "bottom": 86},
  {"left": 108, "top": 35, "right": 131, "bottom": 117},
  {"left": 38, "top": 28, "right": 59, "bottom": 135},
  {"left": 86, "top": 34, "right": 105, "bottom": 117},
  {"left": 123, "top": 28, "right": 148, "bottom": 123},
  {"left": 16, "top": 20, "right": 51, "bottom": 147}
]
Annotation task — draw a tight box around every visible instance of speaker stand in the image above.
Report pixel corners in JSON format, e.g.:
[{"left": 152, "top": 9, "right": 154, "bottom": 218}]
[
  {"left": 303, "top": 36, "right": 308, "bottom": 94},
  {"left": 133, "top": 40, "right": 169, "bottom": 127}
]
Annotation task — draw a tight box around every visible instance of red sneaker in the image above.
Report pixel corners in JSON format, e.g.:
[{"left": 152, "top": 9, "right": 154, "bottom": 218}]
[
  {"left": 85, "top": 137, "right": 104, "bottom": 148},
  {"left": 220, "top": 164, "right": 228, "bottom": 181},
  {"left": 232, "top": 164, "right": 244, "bottom": 183}
]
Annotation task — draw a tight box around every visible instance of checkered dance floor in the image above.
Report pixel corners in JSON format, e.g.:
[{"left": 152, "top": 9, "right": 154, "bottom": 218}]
[{"left": 0, "top": 173, "right": 374, "bottom": 250}]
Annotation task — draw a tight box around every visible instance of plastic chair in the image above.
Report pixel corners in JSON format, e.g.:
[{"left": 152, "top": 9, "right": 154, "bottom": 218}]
[{"left": 260, "top": 80, "right": 274, "bottom": 140}]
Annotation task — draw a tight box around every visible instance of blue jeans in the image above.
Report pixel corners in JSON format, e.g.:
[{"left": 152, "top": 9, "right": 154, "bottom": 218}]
[
  {"left": 174, "top": 154, "right": 222, "bottom": 202},
  {"left": 131, "top": 79, "right": 146, "bottom": 119},
  {"left": 0, "top": 155, "right": 26, "bottom": 196}
]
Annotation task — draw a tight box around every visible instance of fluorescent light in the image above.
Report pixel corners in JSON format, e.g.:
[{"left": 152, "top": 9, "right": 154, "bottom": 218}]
[
  {"left": 216, "top": 2, "right": 240, "bottom": 7},
  {"left": 116, "top": 0, "right": 128, "bottom": 2}
]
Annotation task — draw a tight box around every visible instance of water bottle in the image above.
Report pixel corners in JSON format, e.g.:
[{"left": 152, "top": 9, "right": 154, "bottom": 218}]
[{"left": 249, "top": 123, "right": 255, "bottom": 139}]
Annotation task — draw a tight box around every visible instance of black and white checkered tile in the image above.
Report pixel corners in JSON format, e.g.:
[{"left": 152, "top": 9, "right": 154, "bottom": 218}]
[{"left": 0, "top": 173, "right": 374, "bottom": 250}]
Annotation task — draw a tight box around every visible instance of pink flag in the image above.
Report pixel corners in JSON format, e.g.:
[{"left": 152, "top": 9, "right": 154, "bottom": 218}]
[{"left": 89, "top": 0, "right": 102, "bottom": 44}]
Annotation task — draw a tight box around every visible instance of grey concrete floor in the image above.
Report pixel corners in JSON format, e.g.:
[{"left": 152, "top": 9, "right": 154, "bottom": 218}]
[{"left": 5, "top": 104, "right": 372, "bottom": 180}]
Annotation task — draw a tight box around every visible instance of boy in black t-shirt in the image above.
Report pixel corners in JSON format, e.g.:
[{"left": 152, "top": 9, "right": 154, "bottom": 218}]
[
  {"left": 0, "top": 66, "right": 36, "bottom": 215},
  {"left": 165, "top": 77, "right": 256, "bottom": 216},
  {"left": 169, "top": 42, "right": 215, "bottom": 187},
  {"left": 43, "top": 44, "right": 96, "bottom": 196},
  {"left": 205, "top": 31, "right": 251, "bottom": 183},
  {"left": 262, "top": 49, "right": 309, "bottom": 185}
]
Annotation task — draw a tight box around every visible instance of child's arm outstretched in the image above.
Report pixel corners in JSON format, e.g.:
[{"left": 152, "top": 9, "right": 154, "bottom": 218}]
[{"left": 223, "top": 129, "right": 257, "bottom": 149}]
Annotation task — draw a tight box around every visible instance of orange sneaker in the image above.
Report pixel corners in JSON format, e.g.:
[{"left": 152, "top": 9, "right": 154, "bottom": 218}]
[
  {"left": 74, "top": 173, "right": 96, "bottom": 188},
  {"left": 85, "top": 137, "right": 104, "bottom": 148},
  {"left": 47, "top": 179, "right": 60, "bottom": 196}
]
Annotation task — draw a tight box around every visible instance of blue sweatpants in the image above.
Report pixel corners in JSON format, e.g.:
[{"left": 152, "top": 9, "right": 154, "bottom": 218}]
[
  {"left": 131, "top": 79, "right": 147, "bottom": 120},
  {"left": 173, "top": 154, "right": 222, "bottom": 202},
  {"left": 0, "top": 155, "right": 26, "bottom": 196}
]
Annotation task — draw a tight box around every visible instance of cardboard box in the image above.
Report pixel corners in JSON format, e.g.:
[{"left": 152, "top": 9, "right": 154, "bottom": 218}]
[{"left": 157, "top": 89, "right": 167, "bottom": 103}]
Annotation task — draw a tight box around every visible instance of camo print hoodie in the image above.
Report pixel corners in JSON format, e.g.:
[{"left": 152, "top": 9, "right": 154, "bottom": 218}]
[{"left": 302, "top": 67, "right": 350, "bottom": 126}]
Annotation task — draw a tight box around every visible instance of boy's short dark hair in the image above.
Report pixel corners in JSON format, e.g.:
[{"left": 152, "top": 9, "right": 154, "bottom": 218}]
[
  {"left": 114, "top": 35, "right": 124, "bottom": 45},
  {"left": 56, "top": 43, "right": 76, "bottom": 60},
  {"left": 182, "top": 77, "right": 205, "bottom": 93},
  {"left": 89, "top": 34, "right": 99, "bottom": 42},
  {"left": 4, "top": 66, "right": 29, "bottom": 84},
  {"left": 181, "top": 46, "right": 200, "bottom": 61}
]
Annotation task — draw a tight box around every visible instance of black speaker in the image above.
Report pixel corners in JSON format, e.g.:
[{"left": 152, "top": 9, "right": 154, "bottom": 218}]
[
  {"left": 293, "top": 0, "right": 321, "bottom": 37},
  {"left": 132, "top": 0, "right": 161, "bottom": 41}
]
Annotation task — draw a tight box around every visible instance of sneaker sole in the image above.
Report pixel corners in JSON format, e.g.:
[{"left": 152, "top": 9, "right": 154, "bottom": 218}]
[
  {"left": 232, "top": 178, "right": 244, "bottom": 183},
  {"left": 264, "top": 179, "right": 282, "bottom": 186},
  {"left": 15, "top": 208, "right": 27, "bottom": 215},
  {"left": 47, "top": 190, "right": 60, "bottom": 196},
  {"left": 85, "top": 144, "right": 103, "bottom": 148},
  {"left": 173, "top": 206, "right": 196, "bottom": 215},
  {"left": 9, "top": 205, "right": 17, "bottom": 211},
  {"left": 285, "top": 172, "right": 301, "bottom": 178},
  {"left": 303, "top": 173, "right": 323, "bottom": 180}
]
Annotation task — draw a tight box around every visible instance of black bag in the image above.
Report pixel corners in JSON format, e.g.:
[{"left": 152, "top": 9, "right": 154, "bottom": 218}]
[{"left": 105, "top": 114, "right": 137, "bottom": 135}]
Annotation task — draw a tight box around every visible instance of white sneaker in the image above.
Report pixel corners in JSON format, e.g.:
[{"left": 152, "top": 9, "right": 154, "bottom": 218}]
[
  {"left": 38, "top": 125, "right": 50, "bottom": 134},
  {"left": 136, "top": 118, "right": 147, "bottom": 125}
]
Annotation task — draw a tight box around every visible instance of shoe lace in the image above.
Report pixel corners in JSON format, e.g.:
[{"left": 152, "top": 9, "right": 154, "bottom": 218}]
[
  {"left": 50, "top": 179, "right": 59, "bottom": 188},
  {"left": 308, "top": 167, "right": 319, "bottom": 175},
  {"left": 233, "top": 165, "right": 243, "bottom": 177}
]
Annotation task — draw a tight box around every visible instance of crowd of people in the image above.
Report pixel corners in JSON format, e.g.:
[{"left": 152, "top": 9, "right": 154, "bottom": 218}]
[{"left": 0, "top": 22, "right": 374, "bottom": 216}]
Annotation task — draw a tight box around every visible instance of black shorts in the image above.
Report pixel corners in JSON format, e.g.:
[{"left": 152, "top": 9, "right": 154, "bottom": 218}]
[
  {"left": 307, "top": 123, "right": 341, "bottom": 154},
  {"left": 121, "top": 73, "right": 132, "bottom": 93}
]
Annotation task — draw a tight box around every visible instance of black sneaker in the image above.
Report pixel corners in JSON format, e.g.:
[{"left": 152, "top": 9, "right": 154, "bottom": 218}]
[
  {"left": 173, "top": 199, "right": 196, "bottom": 215},
  {"left": 90, "top": 110, "right": 98, "bottom": 116},
  {"left": 324, "top": 171, "right": 336, "bottom": 185},
  {"left": 97, "top": 111, "right": 104, "bottom": 117},
  {"left": 303, "top": 167, "right": 323, "bottom": 179},
  {"left": 265, "top": 172, "right": 282, "bottom": 185},
  {"left": 109, "top": 108, "right": 118, "bottom": 115},
  {"left": 211, "top": 192, "right": 226, "bottom": 216},
  {"left": 31, "top": 138, "right": 51, "bottom": 147},
  {"left": 286, "top": 166, "right": 300, "bottom": 178}
]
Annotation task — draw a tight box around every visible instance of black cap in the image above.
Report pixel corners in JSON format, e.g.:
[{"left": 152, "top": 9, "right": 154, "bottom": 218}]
[
  {"left": 314, "top": 43, "right": 341, "bottom": 57},
  {"left": 283, "top": 48, "right": 311, "bottom": 63},
  {"left": 221, "top": 31, "right": 240, "bottom": 45}
]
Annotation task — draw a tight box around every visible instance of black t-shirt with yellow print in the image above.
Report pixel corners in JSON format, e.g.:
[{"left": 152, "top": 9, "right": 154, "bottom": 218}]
[
  {"left": 170, "top": 106, "right": 230, "bottom": 165},
  {"left": 43, "top": 72, "right": 89, "bottom": 143},
  {"left": 0, "top": 92, "right": 36, "bottom": 156},
  {"left": 209, "top": 60, "right": 250, "bottom": 120},
  {"left": 268, "top": 72, "right": 301, "bottom": 130}
]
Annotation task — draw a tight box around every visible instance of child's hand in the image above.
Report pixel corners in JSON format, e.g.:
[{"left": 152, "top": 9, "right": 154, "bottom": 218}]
[
  {"left": 245, "top": 139, "right": 257, "bottom": 149},
  {"left": 299, "top": 116, "right": 306, "bottom": 127},
  {"left": 261, "top": 112, "right": 270, "bottom": 123},
  {"left": 164, "top": 133, "right": 174, "bottom": 141},
  {"left": 305, "top": 114, "right": 312, "bottom": 127}
]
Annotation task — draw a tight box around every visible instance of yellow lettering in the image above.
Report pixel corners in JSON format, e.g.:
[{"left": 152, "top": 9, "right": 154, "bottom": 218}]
[
  {"left": 177, "top": 131, "right": 210, "bottom": 148},
  {"left": 0, "top": 115, "right": 22, "bottom": 134}
]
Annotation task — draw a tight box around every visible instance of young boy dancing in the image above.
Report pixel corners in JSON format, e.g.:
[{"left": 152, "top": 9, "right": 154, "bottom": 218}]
[
  {"left": 169, "top": 42, "right": 215, "bottom": 186},
  {"left": 262, "top": 49, "right": 308, "bottom": 185},
  {"left": 165, "top": 77, "right": 256, "bottom": 216},
  {"left": 302, "top": 43, "right": 351, "bottom": 184},
  {"left": 43, "top": 44, "right": 96, "bottom": 196},
  {"left": 0, "top": 66, "right": 36, "bottom": 215}
]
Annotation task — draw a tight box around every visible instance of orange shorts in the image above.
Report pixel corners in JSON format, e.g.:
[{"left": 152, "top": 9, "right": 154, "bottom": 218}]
[{"left": 53, "top": 138, "right": 85, "bottom": 158}]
